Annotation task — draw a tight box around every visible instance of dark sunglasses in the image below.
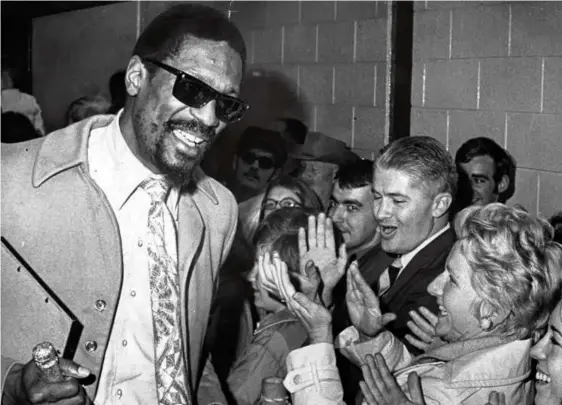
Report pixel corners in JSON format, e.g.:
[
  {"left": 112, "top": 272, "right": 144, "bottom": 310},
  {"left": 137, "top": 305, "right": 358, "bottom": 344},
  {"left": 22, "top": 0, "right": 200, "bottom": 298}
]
[
  {"left": 240, "top": 151, "right": 276, "bottom": 170},
  {"left": 144, "top": 58, "right": 249, "bottom": 123}
]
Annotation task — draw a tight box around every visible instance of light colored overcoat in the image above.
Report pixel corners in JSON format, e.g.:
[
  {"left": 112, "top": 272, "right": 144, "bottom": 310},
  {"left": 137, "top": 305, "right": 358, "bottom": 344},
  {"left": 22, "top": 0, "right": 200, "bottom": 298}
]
[{"left": 1, "top": 115, "right": 237, "bottom": 404}]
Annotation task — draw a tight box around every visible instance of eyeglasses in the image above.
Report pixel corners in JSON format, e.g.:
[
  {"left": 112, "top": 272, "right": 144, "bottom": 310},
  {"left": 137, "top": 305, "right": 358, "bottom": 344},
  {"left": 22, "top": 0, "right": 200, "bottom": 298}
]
[
  {"left": 263, "top": 198, "right": 302, "bottom": 211},
  {"left": 143, "top": 58, "right": 249, "bottom": 123},
  {"left": 240, "top": 151, "right": 276, "bottom": 170}
]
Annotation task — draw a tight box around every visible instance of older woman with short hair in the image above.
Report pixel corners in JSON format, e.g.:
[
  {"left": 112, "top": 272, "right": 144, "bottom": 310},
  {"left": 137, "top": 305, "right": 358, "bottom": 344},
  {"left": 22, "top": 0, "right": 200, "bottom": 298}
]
[{"left": 275, "top": 203, "right": 561, "bottom": 405}]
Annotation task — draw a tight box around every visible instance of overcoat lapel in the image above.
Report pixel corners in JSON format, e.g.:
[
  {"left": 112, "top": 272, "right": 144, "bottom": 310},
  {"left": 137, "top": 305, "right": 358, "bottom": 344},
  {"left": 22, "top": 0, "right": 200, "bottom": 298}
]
[{"left": 177, "top": 192, "right": 205, "bottom": 392}]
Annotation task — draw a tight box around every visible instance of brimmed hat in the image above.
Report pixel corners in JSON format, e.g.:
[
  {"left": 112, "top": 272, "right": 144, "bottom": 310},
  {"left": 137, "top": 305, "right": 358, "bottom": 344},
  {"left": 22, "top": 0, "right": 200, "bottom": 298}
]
[
  {"left": 289, "top": 131, "right": 360, "bottom": 166},
  {"left": 237, "top": 126, "right": 288, "bottom": 167}
]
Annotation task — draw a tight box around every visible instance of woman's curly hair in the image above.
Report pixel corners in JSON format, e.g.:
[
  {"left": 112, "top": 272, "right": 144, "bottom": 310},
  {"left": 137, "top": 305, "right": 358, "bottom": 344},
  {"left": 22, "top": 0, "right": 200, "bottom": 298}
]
[{"left": 455, "top": 203, "right": 562, "bottom": 339}]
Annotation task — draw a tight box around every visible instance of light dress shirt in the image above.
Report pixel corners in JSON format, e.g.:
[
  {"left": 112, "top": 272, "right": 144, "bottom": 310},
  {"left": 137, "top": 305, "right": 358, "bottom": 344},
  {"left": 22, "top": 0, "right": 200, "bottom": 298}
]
[
  {"left": 88, "top": 111, "right": 181, "bottom": 404},
  {"left": 378, "top": 223, "right": 451, "bottom": 295}
]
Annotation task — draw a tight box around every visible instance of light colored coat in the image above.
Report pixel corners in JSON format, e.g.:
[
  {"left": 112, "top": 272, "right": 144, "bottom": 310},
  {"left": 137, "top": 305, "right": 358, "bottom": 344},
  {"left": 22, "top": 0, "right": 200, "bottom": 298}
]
[
  {"left": 285, "top": 329, "right": 534, "bottom": 405},
  {"left": 1, "top": 115, "right": 238, "bottom": 404}
]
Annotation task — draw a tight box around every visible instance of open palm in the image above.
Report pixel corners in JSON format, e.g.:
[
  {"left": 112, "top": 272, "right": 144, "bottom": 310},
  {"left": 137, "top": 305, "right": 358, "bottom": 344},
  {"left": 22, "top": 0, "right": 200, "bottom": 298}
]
[
  {"left": 299, "top": 214, "right": 347, "bottom": 287},
  {"left": 346, "top": 262, "right": 396, "bottom": 337}
]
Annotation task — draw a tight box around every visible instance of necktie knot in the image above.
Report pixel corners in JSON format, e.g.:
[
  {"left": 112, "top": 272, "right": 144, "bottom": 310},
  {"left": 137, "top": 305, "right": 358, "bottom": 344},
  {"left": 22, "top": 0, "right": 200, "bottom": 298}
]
[{"left": 141, "top": 178, "right": 171, "bottom": 203}]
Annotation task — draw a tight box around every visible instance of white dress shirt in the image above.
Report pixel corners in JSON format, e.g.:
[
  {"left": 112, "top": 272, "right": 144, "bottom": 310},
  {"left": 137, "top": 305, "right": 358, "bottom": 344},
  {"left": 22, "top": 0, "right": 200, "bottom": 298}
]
[{"left": 88, "top": 111, "right": 180, "bottom": 404}]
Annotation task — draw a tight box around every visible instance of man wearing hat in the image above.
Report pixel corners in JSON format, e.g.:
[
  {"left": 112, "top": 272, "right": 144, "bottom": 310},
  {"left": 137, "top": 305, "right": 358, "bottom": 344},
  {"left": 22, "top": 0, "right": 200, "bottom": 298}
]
[
  {"left": 227, "top": 125, "right": 288, "bottom": 203},
  {"left": 289, "top": 131, "right": 359, "bottom": 208}
]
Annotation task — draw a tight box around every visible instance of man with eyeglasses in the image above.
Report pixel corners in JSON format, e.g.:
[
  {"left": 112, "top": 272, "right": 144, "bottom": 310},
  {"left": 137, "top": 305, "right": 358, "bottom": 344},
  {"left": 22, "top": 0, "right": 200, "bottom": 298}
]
[
  {"left": 2, "top": 4, "right": 247, "bottom": 405},
  {"left": 228, "top": 125, "right": 288, "bottom": 203}
]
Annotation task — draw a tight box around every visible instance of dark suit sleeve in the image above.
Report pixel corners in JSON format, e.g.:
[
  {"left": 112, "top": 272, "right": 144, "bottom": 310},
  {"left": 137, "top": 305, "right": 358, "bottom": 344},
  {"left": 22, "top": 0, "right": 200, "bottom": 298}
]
[{"left": 386, "top": 291, "right": 439, "bottom": 356}]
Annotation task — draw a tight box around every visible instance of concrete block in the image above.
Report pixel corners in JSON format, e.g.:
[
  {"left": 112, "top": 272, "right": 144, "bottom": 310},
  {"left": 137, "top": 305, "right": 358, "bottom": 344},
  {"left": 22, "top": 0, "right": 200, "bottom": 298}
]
[
  {"left": 480, "top": 58, "right": 542, "bottom": 112},
  {"left": 411, "top": 61, "right": 425, "bottom": 107},
  {"left": 356, "top": 18, "right": 388, "bottom": 62},
  {"left": 543, "top": 57, "right": 562, "bottom": 114},
  {"left": 451, "top": 4, "right": 509, "bottom": 58},
  {"left": 507, "top": 112, "right": 562, "bottom": 172},
  {"left": 253, "top": 27, "right": 283, "bottom": 63},
  {"left": 375, "top": 62, "right": 387, "bottom": 108},
  {"left": 539, "top": 172, "right": 562, "bottom": 219},
  {"left": 448, "top": 110, "right": 505, "bottom": 155},
  {"left": 227, "top": 1, "right": 267, "bottom": 29},
  {"left": 301, "top": 1, "right": 336, "bottom": 22},
  {"left": 284, "top": 24, "right": 317, "bottom": 63},
  {"left": 424, "top": 59, "right": 478, "bottom": 109},
  {"left": 510, "top": 168, "right": 539, "bottom": 214},
  {"left": 266, "top": 1, "right": 300, "bottom": 26},
  {"left": 334, "top": 63, "right": 375, "bottom": 106},
  {"left": 318, "top": 21, "right": 355, "bottom": 63},
  {"left": 353, "top": 107, "right": 386, "bottom": 151},
  {"left": 511, "top": 2, "right": 562, "bottom": 57},
  {"left": 316, "top": 105, "right": 353, "bottom": 144},
  {"left": 414, "top": 1, "right": 427, "bottom": 11},
  {"left": 299, "top": 65, "right": 334, "bottom": 104},
  {"left": 413, "top": 9, "right": 451, "bottom": 60},
  {"left": 411, "top": 108, "right": 448, "bottom": 147},
  {"left": 336, "top": 1, "right": 377, "bottom": 21}
]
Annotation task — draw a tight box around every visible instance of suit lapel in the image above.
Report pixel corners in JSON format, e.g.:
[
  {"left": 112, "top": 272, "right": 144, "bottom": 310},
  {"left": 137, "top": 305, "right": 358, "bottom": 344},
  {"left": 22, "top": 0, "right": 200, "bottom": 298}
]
[
  {"left": 382, "top": 228, "right": 455, "bottom": 304},
  {"left": 177, "top": 192, "right": 205, "bottom": 392}
]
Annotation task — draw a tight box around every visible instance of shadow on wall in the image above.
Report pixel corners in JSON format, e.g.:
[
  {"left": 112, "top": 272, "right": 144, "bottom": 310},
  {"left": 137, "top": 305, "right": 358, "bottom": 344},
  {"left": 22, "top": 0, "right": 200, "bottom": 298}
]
[{"left": 202, "top": 67, "right": 308, "bottom": 182}]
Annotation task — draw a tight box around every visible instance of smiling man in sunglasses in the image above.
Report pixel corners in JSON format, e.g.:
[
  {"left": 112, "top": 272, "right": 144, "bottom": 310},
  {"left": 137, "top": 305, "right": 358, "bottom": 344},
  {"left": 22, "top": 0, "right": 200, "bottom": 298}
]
[{"left": 2, "top": 4, "right": 247, "bottom": 405}]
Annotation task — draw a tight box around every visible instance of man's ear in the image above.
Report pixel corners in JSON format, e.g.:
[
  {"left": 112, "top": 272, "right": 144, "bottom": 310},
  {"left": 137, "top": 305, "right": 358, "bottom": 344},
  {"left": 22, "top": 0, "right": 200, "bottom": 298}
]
[
  {"left": 124, "top": 56, "right": 147, "bottom": 97},
  {"left": 432, "top": 192, "right": 453, "bottom": 219},
  {"left": 497, "top": 174, "right": 509, "bottom": 195}
]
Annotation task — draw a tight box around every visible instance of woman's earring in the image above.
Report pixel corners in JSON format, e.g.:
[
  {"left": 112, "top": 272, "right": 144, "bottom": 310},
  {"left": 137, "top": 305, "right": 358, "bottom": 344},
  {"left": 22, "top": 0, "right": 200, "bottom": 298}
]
[{"left": 480, "top": 318, "right": 492, "bottom": 330}]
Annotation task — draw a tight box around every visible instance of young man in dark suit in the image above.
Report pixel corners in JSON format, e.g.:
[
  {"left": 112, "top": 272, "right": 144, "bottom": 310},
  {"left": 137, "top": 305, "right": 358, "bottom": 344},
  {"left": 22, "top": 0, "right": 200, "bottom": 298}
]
[{"left": 372, "top": 136, "right": 457, "bottom": 355}]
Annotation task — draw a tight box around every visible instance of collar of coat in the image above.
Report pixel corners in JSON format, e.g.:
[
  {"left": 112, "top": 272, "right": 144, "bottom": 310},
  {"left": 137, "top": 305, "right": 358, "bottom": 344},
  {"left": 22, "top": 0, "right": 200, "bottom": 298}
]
[
  {"left": 31, "top": 114, "right": 220, "bottom": 205},
  {"left": 412, "top": 335, "right": 532, "bottom": 387}
]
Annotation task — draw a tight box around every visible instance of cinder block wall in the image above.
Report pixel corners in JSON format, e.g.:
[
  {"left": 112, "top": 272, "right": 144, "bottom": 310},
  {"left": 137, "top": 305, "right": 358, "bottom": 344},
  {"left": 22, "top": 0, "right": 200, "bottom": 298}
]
[
  {"left": 411, "top": 1, "right": 562, "bottom": 218},
  {"left": 228, "top": 1, "right": 390, "bottom": 159}
]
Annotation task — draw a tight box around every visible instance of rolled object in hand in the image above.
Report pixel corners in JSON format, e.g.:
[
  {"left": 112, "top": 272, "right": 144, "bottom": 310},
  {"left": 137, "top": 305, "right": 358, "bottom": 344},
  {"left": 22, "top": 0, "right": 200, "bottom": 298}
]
[{"left": 32, "top": 342, "right": 64, "bottom": 382}]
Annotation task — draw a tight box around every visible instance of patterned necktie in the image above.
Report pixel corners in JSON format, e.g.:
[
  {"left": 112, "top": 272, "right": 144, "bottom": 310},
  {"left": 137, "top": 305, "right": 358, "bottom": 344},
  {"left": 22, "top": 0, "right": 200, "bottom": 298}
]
[{"left": 141, "top": 178, "right": 189, "bottom": 405}]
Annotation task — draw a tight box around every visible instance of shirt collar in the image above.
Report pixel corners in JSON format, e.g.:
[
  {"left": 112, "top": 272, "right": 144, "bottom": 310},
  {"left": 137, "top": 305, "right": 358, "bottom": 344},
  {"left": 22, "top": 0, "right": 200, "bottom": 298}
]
[
  {"left": 98, "top": 110, "right": 181, "bottom": 219},
  {"left": 398, "top": 223, "right": 451, "bottom": 269},
  {"left": 31, "top": 112, "right": 220, "bottom": 207}
]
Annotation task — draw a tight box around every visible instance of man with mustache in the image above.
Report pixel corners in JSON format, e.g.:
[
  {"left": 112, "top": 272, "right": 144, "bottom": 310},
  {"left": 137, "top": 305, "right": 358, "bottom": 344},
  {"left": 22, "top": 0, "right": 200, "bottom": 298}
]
[
  {"left": 2, "top": 4, "right": 247, "bottom": 404},
  {"left": 453, "top": 137, "right": 516, "bottom": 213}
]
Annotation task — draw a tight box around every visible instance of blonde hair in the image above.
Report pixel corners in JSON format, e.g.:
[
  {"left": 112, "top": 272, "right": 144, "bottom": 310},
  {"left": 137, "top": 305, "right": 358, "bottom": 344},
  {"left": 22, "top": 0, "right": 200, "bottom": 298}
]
[{"left": 456, "top": 203, "right": 562, "bottom": 339}]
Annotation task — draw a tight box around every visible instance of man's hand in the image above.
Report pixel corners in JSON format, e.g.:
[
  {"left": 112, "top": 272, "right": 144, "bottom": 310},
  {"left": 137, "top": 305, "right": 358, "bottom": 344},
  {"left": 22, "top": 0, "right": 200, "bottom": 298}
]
[
  {"left": 346, "top": 262, "right": 396, "bottom": 338},
  {"left": 298, "top": 214, "right": 347, "bottom": 306},
  {"left": 3, "top": 357, "right": 92, "bottom": 404},
  {"left": 360, "top": 353, "right": 425, "bottom": 405},
  {"left": 405, "top": 307, "right": 440, "bottom": 352}
]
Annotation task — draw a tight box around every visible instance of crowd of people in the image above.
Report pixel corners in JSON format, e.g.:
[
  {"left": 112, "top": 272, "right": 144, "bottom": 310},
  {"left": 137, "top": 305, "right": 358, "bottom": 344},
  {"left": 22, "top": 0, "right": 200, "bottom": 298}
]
[{"left": 1, "top": 3, "right": 561, "bottom": 405}]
